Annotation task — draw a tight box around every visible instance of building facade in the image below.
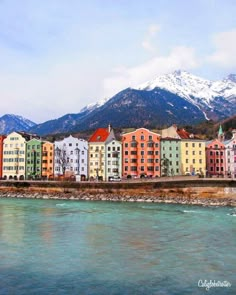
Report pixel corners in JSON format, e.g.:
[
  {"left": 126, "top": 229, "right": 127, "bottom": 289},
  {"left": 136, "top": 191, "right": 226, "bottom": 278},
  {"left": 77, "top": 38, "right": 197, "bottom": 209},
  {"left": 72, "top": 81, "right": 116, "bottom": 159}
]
[
  {"left": 105, "top": 139, "right": 122, "bottom": 181},
  {"left": 122, "top": 128, "right": 161, "bottom": 178},
  {"left": 42, "top": 141, "right": 54, "bottom": 179},
  {"left": 2, "top": 132, "right": 27, "bottom": 180},
  {"left": 161, "top": 138, "right": 181, "bottom": 176},
  {"left": 25, "top": 139, "right": 43, "bottom": 179},
  {"left": 0, "top": 135, "right": 6, "bottom": 179},
  {"left": 206, "top": 139, "right": 226, "bottom": 177},
  {"left": 225, "top": 129, "right": 236, "bottom": 178},
  {"left": 54, "top": 135, "right": 88, "bottom": 179},
  {"left": 180, "top": 139, "right": 206, "bottom": 175},
  {"left": 88, "top": 126, "right": 115, "bottom": 180}
]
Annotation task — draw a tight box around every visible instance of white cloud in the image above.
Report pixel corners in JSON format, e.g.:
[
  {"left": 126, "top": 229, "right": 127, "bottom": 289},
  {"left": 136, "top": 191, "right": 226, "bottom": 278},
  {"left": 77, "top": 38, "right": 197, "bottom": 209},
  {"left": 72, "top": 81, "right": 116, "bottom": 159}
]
[
  {"left": 103, "top": 46, "right": 199, "bottom": 97},
  {"left": 207, "top": 29, "right": 236, "bottom": 67},
  {"left": 141, "top": 24, "right": 161, "bottom": 52}
]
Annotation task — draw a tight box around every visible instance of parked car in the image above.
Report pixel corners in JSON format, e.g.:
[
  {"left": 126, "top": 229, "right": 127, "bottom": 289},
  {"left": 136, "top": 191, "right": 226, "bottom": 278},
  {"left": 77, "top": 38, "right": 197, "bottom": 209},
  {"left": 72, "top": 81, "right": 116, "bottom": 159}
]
[{"left": 109, "top": 176, "right": 121, "bottom": 182}]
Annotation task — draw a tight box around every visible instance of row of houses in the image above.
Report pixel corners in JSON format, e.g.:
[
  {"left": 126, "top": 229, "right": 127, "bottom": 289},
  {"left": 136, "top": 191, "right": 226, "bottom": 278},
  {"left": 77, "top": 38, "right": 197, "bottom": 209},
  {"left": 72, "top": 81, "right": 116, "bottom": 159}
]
[{"left": 0, "top": 125, "right": 235, "bottom": 181}]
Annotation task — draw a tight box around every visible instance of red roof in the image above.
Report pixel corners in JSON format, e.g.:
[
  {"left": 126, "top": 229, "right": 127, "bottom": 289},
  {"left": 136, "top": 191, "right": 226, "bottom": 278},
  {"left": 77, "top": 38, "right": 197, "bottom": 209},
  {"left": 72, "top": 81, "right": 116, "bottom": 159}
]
[{"left": 89, "top": 128, "right": 110, "bottom": 143}]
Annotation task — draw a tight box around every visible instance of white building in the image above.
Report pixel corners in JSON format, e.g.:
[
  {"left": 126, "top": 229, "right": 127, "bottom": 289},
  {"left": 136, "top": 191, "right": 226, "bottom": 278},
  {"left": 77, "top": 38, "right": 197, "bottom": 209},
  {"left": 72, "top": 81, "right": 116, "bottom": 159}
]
[
  {"left": 54, "top": 135, "right": 88, "bottom": 180},
  {"left": 225, "top": 130, "right": 236, "bottom": 178},
  {"left": 105, "top": 139, "right": 122, "bottom": 181}
]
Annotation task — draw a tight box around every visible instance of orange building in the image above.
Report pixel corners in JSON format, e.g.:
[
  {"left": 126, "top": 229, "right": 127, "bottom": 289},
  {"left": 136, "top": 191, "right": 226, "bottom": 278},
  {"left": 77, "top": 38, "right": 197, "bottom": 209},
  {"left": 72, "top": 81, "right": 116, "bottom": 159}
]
[
  {"left": 42, "top": 141, "right": 54, "bottom": 179},
  {"left": 122, "top": 128, "right": 161, "bottom": 178},
  {"left": 0, "top": 135, "right": 6, "bottom": 179}
]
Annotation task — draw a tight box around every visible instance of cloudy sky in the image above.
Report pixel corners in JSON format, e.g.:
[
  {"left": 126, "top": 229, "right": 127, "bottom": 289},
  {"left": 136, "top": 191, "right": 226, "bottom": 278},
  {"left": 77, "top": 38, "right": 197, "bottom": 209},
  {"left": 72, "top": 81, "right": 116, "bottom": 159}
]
[{"left": 0, "top": 0, "right": 235, "bottom": 123}]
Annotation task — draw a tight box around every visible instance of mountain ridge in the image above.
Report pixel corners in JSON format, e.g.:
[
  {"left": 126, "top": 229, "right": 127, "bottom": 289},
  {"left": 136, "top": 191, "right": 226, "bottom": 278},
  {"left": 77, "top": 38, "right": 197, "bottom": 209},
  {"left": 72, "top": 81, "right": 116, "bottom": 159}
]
[{"left": 0, "top": 71, "right": 235, "bottom": 136}]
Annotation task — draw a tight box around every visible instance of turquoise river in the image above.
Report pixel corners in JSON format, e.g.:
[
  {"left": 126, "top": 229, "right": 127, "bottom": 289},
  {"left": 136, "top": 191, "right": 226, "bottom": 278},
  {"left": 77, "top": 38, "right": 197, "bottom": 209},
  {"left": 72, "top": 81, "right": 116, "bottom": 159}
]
[{"left": 0, "top": 198, "right": 235, "bottom": 294}]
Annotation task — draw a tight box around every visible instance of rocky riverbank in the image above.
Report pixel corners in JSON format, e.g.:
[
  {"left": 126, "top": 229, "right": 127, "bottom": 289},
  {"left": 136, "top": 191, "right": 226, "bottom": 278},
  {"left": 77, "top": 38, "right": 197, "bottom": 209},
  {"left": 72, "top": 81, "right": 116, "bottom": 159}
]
[
  {"left": 0, "top": 179, "right": 236, "bottom": 206},
  {"left": 0, "top": 190, "right": 235, "bottom": 207}
]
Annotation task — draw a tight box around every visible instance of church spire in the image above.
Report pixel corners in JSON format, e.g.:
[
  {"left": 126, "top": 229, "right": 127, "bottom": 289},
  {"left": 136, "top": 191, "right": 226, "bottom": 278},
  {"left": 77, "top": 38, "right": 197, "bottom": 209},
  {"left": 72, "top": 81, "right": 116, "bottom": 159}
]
[{"left": 218, "top": 125, "right": 224, "bottom": 141}]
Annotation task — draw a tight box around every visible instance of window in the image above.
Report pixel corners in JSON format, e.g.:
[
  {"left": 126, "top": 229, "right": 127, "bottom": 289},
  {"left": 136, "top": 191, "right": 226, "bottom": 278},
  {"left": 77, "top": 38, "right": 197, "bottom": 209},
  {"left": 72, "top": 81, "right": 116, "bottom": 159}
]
[
  {"left": 132, "top": 136, "right": 135, "bottom": 141},
  {"left": 147, "top": 143, "right": 153, "bottom": 147},
  {"left": 141, "top": 135, "right": 145, "bottom": 140}
]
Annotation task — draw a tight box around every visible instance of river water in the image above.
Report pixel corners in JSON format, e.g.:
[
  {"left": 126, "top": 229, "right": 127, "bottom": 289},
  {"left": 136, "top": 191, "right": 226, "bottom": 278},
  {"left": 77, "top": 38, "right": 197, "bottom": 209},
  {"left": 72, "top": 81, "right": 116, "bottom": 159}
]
[{"left": 0, "top": 198, "right": 235, "bottom": 294}]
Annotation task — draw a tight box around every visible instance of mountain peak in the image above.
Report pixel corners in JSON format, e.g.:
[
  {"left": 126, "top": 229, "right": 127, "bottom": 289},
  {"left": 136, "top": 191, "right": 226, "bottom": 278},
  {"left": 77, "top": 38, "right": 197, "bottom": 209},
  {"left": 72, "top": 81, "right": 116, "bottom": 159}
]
[
  {"left": 0, "top": 114, "right": 36, "bottom": 134},
  {"left": 225, "top": 74, "right": 236, "bottom": 83}
]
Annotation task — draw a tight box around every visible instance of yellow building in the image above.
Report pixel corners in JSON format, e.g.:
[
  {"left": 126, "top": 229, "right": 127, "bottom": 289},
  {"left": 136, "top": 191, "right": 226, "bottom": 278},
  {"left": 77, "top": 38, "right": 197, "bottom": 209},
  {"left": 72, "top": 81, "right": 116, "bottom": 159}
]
[
  {"left": 88, "top": 126, "right": 115, "bottom": 181},
  {"left": 42, "top": 141, "right": 54, "bottom": 179},
  {"left": 2, "top": 132, "right": 27, "bottom": 180},
  {"left": 180, "top": 139, "right": 206, "bottom": 176}
]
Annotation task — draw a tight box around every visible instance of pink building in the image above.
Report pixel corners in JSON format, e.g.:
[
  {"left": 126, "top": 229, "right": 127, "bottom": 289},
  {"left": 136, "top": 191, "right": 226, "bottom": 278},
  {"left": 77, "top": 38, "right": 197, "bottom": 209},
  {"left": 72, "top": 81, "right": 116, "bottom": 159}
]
[
  {"left": 206, "top": 139, "right": 226, "bottom": 177},
  {"left": 122, "top": 128, "right": 161, "bottom": 178}
]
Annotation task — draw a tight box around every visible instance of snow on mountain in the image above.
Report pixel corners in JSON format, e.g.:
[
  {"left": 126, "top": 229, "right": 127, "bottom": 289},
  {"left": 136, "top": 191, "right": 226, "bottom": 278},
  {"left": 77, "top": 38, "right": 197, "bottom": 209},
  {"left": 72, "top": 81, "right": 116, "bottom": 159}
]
[
  {"left": 0, "top": 114, "right": 36, "bottom": 134},
  {"left": 80, "top": 97, "right": 110, "bottom": 113},
  {"left": 136, "top": 70, "right": 236, "bottom": 107}
]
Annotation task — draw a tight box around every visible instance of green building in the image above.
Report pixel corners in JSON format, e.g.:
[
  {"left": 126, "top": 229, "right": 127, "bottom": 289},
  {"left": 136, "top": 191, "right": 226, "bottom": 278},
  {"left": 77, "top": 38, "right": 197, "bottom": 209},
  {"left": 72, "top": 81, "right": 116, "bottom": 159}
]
[
  {"left": 161, "top": 138, "right": 181, "bottom": 176},
  {"left": 25, "top": 139, "right": 42, "bottom": 179}
]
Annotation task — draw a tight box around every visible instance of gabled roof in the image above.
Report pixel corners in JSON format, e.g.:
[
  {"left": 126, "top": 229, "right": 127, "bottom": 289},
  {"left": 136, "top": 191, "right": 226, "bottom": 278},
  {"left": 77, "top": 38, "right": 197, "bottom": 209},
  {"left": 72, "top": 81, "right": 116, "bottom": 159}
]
[
  {"left": 177, "top": 129, "right": 191, "bottom": 139},
  {"left": 89, "top": 128, "right": 110, "bottom": 143},
  {"left": 177, "top": 128, "right": 200, "bottom": 139}
]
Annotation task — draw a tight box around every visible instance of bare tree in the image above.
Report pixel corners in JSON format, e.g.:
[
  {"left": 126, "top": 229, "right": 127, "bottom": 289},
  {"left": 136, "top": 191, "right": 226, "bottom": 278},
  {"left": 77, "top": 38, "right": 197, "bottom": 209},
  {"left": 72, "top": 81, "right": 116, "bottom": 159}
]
[{"left": 55, "top": 145, "right": 70, "bottom": 176}]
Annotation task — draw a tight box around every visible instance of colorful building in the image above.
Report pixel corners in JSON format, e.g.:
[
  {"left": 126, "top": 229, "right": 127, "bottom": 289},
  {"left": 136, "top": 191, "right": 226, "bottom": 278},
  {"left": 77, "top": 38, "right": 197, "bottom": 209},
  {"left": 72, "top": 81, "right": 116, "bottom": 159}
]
[
  {"left": 88, "top": 126, "right": 115, "bottom": 180},
  {"left": 2, "top": 132, "right": 28, "bottom": 180},
  {"left": 206, "top": 139, "right": 226, "bottom": 177},
  {"left": 161, "top": 138, "right": 181, "bottom": 176},
  {"left": 0, "top": 135, "right": 6, "bottom": 179},
  {"left": 205, "top": 126, "right": 226, "bottom": 177},
  {"left": 225, "top": 129, "right": 236, "bottom": 178},
  {"left": 54, "top": 135, "right": 88, "bottom": 179},
  {"left": 42, "top": 141, "right": 54, "bottom": 179},
  {"left": 177, "top": 129, "right": 206, "bottom": 176},
  {"left": 122, "top": 128, "right": 161, "bottom": 178},
  {"left": 105, "top": 138, "right": 122, "bottom": 181},
  {"left": 25, "top": 138, "right": 43, "bottom": 179}
]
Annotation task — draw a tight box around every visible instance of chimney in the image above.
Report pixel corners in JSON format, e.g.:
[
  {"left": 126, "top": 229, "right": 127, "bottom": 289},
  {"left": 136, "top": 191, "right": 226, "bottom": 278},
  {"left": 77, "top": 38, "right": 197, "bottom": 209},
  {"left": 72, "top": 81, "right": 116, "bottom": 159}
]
[{"left": 108, "top": 124, "right": 111, "bottom": 133}]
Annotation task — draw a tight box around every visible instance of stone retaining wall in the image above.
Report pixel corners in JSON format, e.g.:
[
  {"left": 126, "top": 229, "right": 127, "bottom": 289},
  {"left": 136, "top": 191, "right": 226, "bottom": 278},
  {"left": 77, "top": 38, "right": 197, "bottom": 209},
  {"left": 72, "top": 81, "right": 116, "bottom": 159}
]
[{"left": 0, "top": 179, "right": 235, "bottom": 206}]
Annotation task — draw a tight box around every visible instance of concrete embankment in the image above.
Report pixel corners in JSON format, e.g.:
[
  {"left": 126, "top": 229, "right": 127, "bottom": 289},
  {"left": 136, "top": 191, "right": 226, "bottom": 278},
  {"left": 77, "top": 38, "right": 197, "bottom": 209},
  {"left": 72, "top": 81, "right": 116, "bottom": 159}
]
[{"left": 0, "top": 179, "right": 236, "bottom": 206}]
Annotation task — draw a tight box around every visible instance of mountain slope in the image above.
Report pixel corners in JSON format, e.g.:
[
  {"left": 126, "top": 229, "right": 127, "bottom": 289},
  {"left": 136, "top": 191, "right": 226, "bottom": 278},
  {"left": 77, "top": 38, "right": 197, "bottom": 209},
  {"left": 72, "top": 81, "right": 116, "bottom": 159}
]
[
  {"left": 26, "top": 71, "right": 236, "bottom": 136},
  {"left": 136, "top": 71, "right": 236, "bottom": 120},
  {"left": 0, "top": 114, "right": 36, "bottom": 134},
  {"left": 68, "top": 88, "right": 206, "bottom": 132}
]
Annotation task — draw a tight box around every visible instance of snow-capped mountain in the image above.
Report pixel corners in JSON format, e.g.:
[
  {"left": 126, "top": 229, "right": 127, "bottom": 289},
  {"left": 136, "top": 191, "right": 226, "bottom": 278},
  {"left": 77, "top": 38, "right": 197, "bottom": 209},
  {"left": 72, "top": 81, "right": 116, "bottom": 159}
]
[
  {"left": 135, "top": 70, "right": 236, "bottom": 120},
  {"left": 0, "top": 114, "right": 36, "bottom": 134},
  {"left": 80, "top": 97, "right": 110, "bottom": 113}
]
